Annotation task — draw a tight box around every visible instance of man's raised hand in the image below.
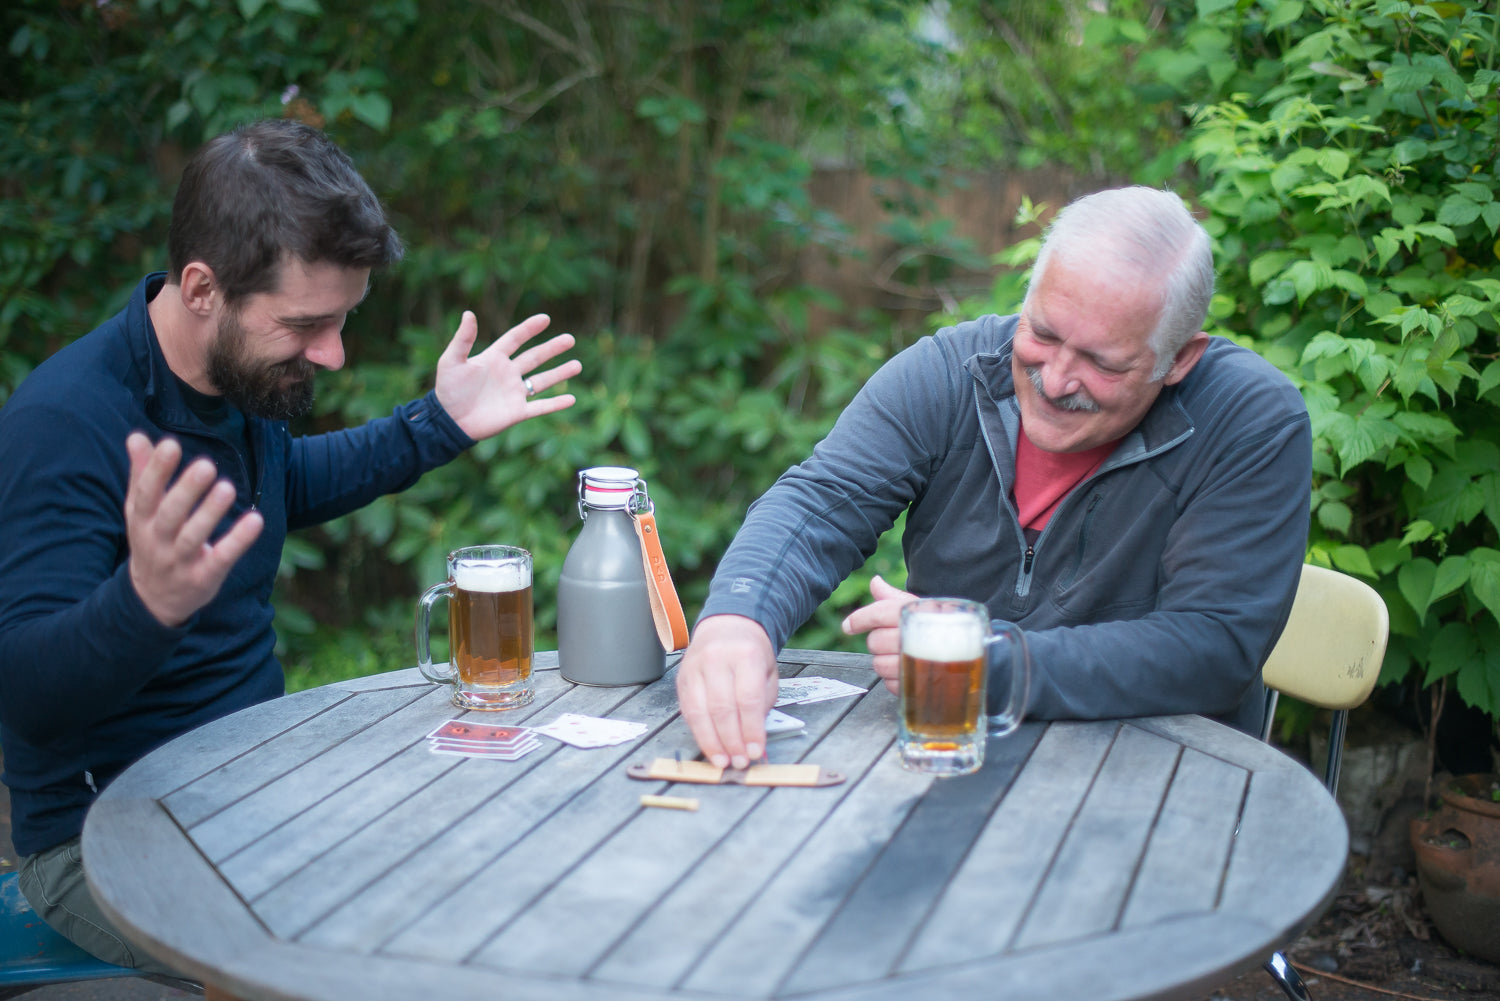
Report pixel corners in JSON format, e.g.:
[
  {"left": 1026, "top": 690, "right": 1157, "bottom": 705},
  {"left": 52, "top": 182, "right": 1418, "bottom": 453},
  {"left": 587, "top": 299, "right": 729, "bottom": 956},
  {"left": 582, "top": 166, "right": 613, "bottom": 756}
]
[
  {"left": 434, "top": 311, "right": 582, "bottom": 441},
  {"left": 124, "top": 433, "right": 264, "bottom": 628}
]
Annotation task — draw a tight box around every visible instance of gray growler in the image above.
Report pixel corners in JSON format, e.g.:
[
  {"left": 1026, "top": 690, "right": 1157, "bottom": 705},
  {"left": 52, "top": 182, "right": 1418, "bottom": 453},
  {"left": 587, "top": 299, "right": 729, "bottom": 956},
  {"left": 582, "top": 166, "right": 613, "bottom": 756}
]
[{"left": 557, "top": 466, "right": 665, "bottom": 685}]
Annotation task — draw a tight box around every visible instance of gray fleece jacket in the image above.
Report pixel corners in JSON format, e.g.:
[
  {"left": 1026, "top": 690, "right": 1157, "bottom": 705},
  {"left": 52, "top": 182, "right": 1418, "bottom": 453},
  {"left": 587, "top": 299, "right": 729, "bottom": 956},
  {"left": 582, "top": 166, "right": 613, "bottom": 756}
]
[{"left": 700, "top": 314, "right": 1312, "bottom": 735}]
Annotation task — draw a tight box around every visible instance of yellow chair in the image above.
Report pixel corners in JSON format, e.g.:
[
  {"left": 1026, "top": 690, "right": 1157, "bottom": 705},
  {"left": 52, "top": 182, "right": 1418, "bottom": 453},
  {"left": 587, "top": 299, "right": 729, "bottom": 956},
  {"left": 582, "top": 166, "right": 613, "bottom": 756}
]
[{"left": 1258, "top": 563, "right": 1390, "bottom": 1001}]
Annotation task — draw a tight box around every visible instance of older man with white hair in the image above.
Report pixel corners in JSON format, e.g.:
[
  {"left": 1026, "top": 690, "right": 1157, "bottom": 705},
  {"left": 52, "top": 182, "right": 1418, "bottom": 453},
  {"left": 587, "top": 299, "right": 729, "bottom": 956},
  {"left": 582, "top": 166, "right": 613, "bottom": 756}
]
[{"left": 677, "top": 185, "right": 1313, "bottom": 769}]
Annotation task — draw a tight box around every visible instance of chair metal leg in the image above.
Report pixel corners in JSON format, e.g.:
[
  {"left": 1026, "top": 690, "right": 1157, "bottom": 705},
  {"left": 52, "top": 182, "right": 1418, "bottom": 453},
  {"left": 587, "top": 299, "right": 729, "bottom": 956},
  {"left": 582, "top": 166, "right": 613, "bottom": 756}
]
[
  {"left": 1264, "top": 950, "right": 1311, "bottom": 1001},
  {"left": 1322, "top": 709, "right": 1347, "bottom": 796},
  {"left": 1260, "top": 689, "right": 1281, "bottom": 743},
  {"left": 144, "top": 973, "right": 206, "bottom": 995}
]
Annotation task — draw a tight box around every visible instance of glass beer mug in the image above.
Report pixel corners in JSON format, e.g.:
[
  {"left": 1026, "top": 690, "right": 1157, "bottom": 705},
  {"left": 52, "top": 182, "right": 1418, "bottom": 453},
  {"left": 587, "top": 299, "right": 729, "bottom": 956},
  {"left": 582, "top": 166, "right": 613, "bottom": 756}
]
[
  {"left": 416, "top": 545, "right": 534, "bottom": 710},
  {"left": 897, "top": 598, "right": 1030, "bottom": 775}
]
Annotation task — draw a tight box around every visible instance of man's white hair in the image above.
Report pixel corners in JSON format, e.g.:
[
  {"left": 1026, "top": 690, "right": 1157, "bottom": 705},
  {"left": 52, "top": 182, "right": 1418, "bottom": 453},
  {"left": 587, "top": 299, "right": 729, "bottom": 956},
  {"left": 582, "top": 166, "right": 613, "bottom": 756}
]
[{"left": 1024, "top": 186, "right": 1214, "bottom": 380}]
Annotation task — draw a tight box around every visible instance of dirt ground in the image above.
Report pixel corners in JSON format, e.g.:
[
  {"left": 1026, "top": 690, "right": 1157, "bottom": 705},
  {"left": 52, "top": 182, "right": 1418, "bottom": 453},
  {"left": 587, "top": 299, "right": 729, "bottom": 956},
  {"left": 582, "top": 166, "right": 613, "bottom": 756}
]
[{"left": 1189, "top": 854, "right": 1500, "bottom": 1001}]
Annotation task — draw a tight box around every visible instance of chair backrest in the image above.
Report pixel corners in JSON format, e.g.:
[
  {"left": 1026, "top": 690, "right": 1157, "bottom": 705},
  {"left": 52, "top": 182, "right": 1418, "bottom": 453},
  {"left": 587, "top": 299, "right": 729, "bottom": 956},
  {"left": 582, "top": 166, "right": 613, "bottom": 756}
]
[
  {"left": 1262, "top": 563, "right": 1389, "bottom": 711},
  {"left": 0, "top": 871, "right": 137, "bottom": 991},
  {"left": 1257, "top": 572, "right": 1386, "bottom": 1001}
]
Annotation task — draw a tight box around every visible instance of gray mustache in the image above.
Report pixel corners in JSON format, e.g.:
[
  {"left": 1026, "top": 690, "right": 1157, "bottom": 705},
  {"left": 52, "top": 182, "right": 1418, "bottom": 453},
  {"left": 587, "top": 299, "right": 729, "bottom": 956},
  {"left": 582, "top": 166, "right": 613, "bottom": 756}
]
[{"left": 1025, "top": 366, "right": 1100, "bottom": 413}]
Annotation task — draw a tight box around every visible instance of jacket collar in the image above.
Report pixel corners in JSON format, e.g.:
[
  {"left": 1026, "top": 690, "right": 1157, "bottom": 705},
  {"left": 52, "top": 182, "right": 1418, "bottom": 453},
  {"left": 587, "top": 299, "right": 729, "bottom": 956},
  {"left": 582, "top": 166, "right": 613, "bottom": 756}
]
[{"left": 127, "top": 272, "right": 204, "bottom": 433}]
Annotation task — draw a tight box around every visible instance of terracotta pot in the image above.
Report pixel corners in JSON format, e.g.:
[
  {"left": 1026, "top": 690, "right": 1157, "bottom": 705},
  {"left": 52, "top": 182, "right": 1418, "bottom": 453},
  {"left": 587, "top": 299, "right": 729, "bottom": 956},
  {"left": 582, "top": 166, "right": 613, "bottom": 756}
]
[{"left": 1411, "top": 774, "right": 1500, "bottom": 963}]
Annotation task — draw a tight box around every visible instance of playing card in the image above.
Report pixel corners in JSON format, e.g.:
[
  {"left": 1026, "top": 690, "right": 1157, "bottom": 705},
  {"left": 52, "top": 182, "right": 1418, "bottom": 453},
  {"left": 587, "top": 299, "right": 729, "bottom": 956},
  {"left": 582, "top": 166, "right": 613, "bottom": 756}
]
[
  {"left": 775, "top": 676, "right": 865, "bottom": 706},
  {"left": 427, "top": 736, "right": 533, "bottom": 753},
  {"left": 533, "top": 713, "right": 649, "bottom": 748},
  {"left": 426, "top": 720, "right": 533, "bottom": 747},
  {"left": 774, "top": 679, "right": 819, "bottom": 706},
  {"left": 764, "top": 708, "right": 806, "bottom": 739},
  {"left": 426, "top": 732, "right": 537, "bottom": 747},
  {"left": 795, "top": 678, "right": 867, "bottom": 704},
  {"left": 428, "top": 736, "right": 543, "bottom": 761}
]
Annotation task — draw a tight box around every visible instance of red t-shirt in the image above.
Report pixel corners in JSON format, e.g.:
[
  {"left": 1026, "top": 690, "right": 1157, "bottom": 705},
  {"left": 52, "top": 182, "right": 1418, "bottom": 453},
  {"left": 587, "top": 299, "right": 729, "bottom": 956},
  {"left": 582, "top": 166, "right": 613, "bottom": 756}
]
[{"left": 1014, "top": 429, "right": 1117, "bottom": 531}]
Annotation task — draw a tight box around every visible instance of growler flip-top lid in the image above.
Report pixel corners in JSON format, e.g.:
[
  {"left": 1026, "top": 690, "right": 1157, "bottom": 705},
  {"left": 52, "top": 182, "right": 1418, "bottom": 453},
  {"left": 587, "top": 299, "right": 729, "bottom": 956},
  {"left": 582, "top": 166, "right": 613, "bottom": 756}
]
[{"left": 579, "top": 466, "right": 639, "bottom": 510}]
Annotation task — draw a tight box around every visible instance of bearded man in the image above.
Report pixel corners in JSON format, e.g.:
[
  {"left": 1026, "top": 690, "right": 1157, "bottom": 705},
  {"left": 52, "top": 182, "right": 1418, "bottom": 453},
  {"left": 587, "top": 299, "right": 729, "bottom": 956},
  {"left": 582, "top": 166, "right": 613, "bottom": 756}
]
[{"left": 0, "top": 119, "right": 581, "bottom": 972}]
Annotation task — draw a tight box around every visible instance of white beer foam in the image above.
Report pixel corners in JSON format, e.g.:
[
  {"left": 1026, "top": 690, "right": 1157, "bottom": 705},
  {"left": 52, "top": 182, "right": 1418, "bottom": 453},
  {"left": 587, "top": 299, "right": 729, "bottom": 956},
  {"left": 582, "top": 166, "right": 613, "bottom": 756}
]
[
  {"left": 454, "top": 561, "right": 530, "bottom": 593},
  {"left": 902, "top": 611, "right": 984, "bottom": 661}
]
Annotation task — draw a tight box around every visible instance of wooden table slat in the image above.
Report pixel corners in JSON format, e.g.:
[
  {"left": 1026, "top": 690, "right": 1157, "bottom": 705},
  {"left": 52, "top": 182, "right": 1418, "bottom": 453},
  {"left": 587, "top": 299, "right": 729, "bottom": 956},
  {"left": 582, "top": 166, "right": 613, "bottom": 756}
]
[
  {"left": 1220, "top": 766, "right": 1349, "bottom": 936},
  {"left": 585, "top": 668, "right": 890, "bottom": 990},
  {"left": 1120, "top": 746, "right": 1247, "bottom": 928},
  {"left": 353, "top": 674, "right": 690, "bottom": 959},
  {"left": 84, "top": 797, "right": 275, "bottom": 992},
  {"left": 897, "top": 719, "right": 1114, "bottom": 971},
  {"left": 322, "top": 696, "right": 792, "bottom": 960},
  {"left": 190, "top": 684, "right": 454, "bottom": 861},
  {"left": 1013, "top": 723, "right": 1180, "bottom": 950},
  {"left": 779, "top": 721, "right": 1045, "bottom": 995},
  {"left": 469, "top": 671, "right": 885, "bottom": 981},
  {"left": 783, "top": 912, "right": 1281, "bottom": 1001},
  {"left": 1129, "top": 713, "right": 1292, "bottom": 772},
  {"left": 102, "top": 686, "right": 349, "bottom": 801},
  {"left": 255, "top": 674, "right": 660, "bottom": 941},
  {"left": 678, "top": 750, "right": 933, "bottom": 996},
  {"left": 775, "top": 648, "right": 875, "bottom": 672},
  {"left": 162, "top": 684, "right": 432, "bottom": 828},
  {"left": 214, "top": 668, "right": 582, "bottom": 900},
  {"left": 325, "top": 665, "right": 427, "bottom": 691}
]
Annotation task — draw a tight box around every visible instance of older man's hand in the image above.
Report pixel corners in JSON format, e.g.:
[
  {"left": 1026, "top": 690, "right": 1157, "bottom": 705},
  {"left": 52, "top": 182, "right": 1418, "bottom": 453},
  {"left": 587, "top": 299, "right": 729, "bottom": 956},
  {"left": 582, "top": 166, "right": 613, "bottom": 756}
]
[
  {"left": 840, "top": 574, "right": 917, "bottom": 695},
  {"left": 676, "top": 614, "right": 780, "bottom": 769}
]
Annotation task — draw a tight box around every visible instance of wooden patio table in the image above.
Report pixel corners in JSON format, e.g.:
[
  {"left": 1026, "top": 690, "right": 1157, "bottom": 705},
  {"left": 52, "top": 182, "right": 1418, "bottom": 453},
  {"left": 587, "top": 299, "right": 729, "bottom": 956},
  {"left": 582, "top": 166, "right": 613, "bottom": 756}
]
[{"left": 82, "top": 649, "right": 1347, "bottom": 1001}]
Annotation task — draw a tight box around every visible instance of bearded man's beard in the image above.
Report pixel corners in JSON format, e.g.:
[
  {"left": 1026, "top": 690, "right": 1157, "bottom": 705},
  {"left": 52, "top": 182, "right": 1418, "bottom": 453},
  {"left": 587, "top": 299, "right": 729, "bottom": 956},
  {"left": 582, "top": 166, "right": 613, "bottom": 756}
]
[{"left": 206, "top": 309, "right": 318, "bottom": 420}]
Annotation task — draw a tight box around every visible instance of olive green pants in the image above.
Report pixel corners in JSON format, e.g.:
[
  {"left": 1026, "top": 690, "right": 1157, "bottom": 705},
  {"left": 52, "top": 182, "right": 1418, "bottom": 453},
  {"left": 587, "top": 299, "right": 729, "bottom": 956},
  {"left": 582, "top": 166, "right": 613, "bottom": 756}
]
[{"left": 19, "top": 835, "right": 184, "bottom": 978}]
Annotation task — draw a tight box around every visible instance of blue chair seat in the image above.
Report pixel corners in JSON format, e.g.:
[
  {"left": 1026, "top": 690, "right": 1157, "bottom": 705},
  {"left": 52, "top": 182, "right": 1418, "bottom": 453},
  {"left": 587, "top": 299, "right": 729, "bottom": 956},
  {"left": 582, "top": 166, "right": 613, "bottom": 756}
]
[{"left": 0, "top": 870, "right": 139, "bottom": 998}]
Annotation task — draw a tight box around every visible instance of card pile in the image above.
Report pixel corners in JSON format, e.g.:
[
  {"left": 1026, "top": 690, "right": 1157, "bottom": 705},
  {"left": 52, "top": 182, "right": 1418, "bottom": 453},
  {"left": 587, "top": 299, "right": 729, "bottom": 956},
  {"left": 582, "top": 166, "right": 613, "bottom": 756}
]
[
  {"left": 775, "top": 676, "right": 866, "bottom": 707},
  {"left": 425, "top": 720, "right": 541, "bottom": 761},
  {"left": 532, "top": 713, "right": 650, "bottom": 748}
]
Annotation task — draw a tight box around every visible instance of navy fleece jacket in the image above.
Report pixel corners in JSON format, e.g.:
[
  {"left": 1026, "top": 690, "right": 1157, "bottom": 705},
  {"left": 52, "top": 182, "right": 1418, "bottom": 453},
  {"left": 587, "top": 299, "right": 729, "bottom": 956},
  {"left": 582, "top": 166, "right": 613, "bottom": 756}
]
[{"left": 0, "top": 273, "right": 473, "bottom": 856}]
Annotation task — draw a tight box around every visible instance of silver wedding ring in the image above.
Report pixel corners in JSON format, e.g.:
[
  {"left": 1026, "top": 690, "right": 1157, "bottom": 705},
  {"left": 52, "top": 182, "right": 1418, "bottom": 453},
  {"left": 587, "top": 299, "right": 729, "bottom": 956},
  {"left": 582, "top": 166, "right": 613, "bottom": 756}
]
[{"left": 523, "top": 377, "right": 536, "bottom": 397}]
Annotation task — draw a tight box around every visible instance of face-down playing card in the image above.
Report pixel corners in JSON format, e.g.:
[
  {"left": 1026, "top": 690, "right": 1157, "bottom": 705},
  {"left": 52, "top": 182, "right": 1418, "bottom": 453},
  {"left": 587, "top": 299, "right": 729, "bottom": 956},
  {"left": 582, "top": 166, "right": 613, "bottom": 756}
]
[{"left": 425, "top": 720, "right": 540, "bottom": 759}]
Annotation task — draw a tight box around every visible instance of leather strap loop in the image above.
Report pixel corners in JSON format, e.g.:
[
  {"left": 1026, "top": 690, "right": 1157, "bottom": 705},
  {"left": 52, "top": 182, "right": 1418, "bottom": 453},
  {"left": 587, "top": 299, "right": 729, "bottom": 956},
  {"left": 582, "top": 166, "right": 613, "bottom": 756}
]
[{"left": 633, "top": 510, "right": 689, "bottom": 652}]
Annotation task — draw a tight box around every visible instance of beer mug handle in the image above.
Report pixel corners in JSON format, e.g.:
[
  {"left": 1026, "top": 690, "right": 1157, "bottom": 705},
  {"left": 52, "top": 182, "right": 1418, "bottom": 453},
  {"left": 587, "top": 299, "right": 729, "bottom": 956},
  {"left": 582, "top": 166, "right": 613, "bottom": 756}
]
[
  {"left": 416, "top": 581, "right": 456, "bottom": 685},
  {"left": 984, "top": 624, "right": 1031, "bottom": 737}
]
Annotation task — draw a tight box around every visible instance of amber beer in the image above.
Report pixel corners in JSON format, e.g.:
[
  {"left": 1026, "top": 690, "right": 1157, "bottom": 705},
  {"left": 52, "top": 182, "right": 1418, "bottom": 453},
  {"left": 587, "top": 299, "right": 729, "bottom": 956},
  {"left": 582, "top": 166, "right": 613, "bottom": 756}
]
[
  {"left": 900, "top": 652, "right": 984, "bottom": 740},
  {"left": 416, "top": 546, "right": 535, "bottom": 710},
  {"left": 451, "top": 561, "right": 534, "bottom": 693},
  {"left": 898, "top": 600, "right": 989, "bottom": 775}
]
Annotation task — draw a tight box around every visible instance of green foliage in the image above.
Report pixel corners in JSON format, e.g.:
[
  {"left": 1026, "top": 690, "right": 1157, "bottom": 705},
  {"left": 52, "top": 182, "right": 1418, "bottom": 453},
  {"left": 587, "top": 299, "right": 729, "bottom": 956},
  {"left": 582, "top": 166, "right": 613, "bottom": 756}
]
[
  {"left": 1, "top": 0, "right": 419, "bottom": 403},
  {"left": 939, "top": 194, "right": 1050, "bottom": 324},
  {"left": 0, "top": 1, "right": 1223, "bottom": 690},
  {"left": 938, "top": 1, "right": 1500, "bottom": 735},
  {"left": 933, "top": 1, "right": 1198, "bottom": 181},
  {"left": 273, "top": 1, "right": 961, "bottom": 670},
  {"left": 4, "top": 0, "right": 994, "bottom": 684},
  {"left": 1166, "top": 0, "right": 1500, "bottom": 722}
]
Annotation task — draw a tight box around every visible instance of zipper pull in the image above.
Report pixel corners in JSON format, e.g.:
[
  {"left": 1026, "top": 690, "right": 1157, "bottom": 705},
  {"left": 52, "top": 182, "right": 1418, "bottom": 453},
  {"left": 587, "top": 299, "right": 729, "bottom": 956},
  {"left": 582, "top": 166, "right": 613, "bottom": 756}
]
[{"left": 1023, "top": 544, "right": 1035, "bottom": 574}]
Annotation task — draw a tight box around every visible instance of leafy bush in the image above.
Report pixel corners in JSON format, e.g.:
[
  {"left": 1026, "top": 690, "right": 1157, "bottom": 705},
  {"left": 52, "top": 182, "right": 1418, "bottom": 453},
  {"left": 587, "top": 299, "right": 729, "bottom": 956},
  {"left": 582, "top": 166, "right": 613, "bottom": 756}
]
[
  {"left": 5, "top": 1, "right": 1234, "bottom": 689},
  {"left": 3, "top": 0, "right": 986, "bottom": 682},
  {"left": 1170, "top": 0, "right": 1500, "bottom": 724}
]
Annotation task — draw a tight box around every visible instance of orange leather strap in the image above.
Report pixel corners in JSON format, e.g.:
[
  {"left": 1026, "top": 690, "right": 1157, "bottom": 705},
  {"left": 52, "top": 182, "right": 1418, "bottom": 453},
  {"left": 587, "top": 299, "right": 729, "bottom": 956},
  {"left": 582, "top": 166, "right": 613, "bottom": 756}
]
[{"left": 633, "top": 510, "right": 689, "bottom": 652}]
